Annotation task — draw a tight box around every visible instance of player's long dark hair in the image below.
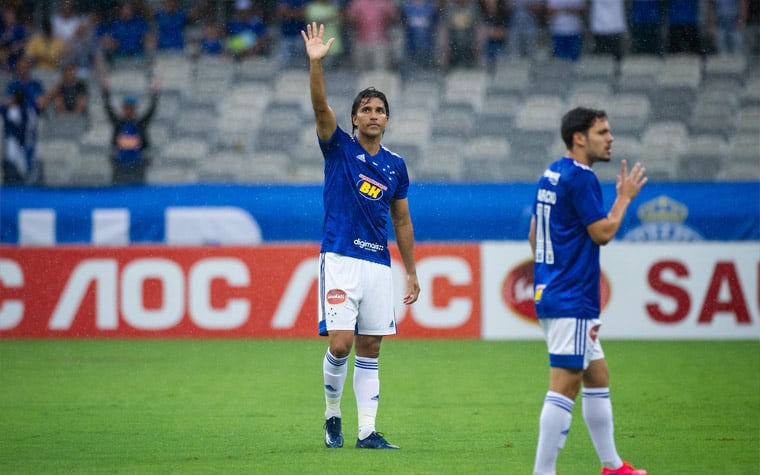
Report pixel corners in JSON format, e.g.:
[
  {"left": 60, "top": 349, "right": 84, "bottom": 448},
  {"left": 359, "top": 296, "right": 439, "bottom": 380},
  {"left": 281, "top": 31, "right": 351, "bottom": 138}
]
[
  {"left": 560, "top": 107, "right": 607, "bottom": 149},
  {"left": 350, "top": 87, "right": 389, "bottom": 134}
]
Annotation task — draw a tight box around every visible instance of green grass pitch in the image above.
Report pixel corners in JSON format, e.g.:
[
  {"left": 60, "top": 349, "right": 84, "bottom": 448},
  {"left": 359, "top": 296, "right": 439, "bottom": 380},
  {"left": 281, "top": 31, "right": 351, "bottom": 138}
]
[{"left": 1, "top": 339, "right": 758, "bottom": 474}]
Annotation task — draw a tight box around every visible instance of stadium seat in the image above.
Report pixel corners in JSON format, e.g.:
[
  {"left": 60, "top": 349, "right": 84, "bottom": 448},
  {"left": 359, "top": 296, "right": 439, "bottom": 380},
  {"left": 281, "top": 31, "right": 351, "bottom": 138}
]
[
  {"left": 234, "top": 56, "right": 278, "bottom": 84},
  {"left": 70, "top": 152, "right": 111, "bottom": 186},
  {"left": 159, "top": 137, "right": 209, "bottom": 167},
  {"left": 79, "top": 122, "right": 111, "bottom": 155},
  {"left": 704, "top": 54, "right": 747, "bottom": 82},
  {"left": 659, "top": 54, "right": 702, "bottom": 89},
  {"left": 640, "top": 121, "right": 688, "bottom": 180},
  {"left": 740, "top": 76, "right": 760, "bottom": 105},
  {"left": 444, "top": 69, "right": 487, "bottom": 113},
  {"left": 726, "top": 132, "right": 760, "bottom": 163},
  {"left": 415, "top": 137, "right": 466, "bottom": 181},
  {"left": 576, "top": 54, "right": 617, "bottom": 81},
  {"left": 431, "top": 103, "right": 476, "bottom": 139},
  {"left": 649, "top": 86, "right": 697, "bottom": 122},
  {"left": 480, "top": 92, "right": 521, "bottom": 136},
  {"left": 39, "top": 138, "right": 80, "bottom": 186},
  {"left": 398, "top": 79, "right": 441, "bottom": 111},
  {"left": 735, "top": 106, "right": 760, "bottom": 135},
  {"left": 41, "top": 114, "right": 88, "bottom": 140},
  {"left": 462, "top": 135, "right": 511, "bottom": 182},
  {"left": 197, "top": 150, "right": 249, "bottom": 183},
  {"left": 146, "top": 165, "right": 198, "bottom": 184},
  {"left": 152, "top": 54, "right": 192, "bottom": 95},
  {"left": 356, "top": 71, "right": 401, "bottom": 100},
  {"left": 385, "top": 109, "right": 431, "bottom": 147},
  {"left": 718, "top": 133, "right": 760, "bottom": 181},
  {"left": 240, "top": 150, "right": 292, "bottom": 183},
  {"left": 490, "top": 58, "right": 531, "bottom": 95},
  {"left": 567, "top": 89, "right": 612, "bottom": 111},
  {"left": 530, "top": 58, "right": 577, "bottom": 95},
  {"left": 107, "top": 69, "right": 148, "bottom": 95},
  {"left": 675, "top": 135, "right": 726, "bottom": 181},
  {"left": 607, "top": 93, "right": 651, "bottom": 136},
  {"left": 617, "top": 55, "right": 664, "bottom": 96}
]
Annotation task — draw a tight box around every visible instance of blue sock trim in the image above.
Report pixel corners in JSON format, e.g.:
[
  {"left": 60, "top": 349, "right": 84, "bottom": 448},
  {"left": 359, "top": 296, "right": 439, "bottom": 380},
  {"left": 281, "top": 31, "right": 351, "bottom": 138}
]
[
  {"left": 326, "top": 351, "right": 348, "bottom": 367},
  {"left": 545, "top": 393, "right": 575, "bottom": 413}
]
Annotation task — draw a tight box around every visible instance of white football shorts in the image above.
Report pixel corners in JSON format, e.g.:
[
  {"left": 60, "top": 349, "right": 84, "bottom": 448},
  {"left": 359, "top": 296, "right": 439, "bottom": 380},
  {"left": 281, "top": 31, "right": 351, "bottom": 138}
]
[
  {"left": 540, "top": 318, "right": 605, "bottom": 370},
  {"left": 318, "top": 252, "right": 397, "bottom": 337}
]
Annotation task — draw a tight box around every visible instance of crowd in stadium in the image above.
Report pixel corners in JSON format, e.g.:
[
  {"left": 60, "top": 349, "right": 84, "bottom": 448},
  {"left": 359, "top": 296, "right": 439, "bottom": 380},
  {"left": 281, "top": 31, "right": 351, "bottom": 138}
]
[{"left": 1, "top": 0, "right": 758, "bottom": 186}]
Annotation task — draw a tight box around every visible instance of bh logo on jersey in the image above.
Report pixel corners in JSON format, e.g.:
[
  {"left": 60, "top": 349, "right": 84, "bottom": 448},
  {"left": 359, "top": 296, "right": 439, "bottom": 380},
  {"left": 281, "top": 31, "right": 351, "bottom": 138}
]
[{"left": 357, "top": 174, "right": 387, "bottom": 201}]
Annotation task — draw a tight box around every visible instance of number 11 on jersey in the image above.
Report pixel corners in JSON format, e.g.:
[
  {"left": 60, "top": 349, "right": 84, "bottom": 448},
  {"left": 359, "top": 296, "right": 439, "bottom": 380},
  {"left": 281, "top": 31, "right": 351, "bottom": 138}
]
[{"left": 535, "top": 203, "right": 554, "bottom": 264}]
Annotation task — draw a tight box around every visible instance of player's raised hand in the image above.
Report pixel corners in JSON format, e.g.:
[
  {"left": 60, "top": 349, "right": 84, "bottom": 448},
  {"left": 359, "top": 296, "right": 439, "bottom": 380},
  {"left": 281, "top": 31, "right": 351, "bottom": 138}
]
[
  {"left": 616, "top": 159, "right": 648, "bottom": 201},
  {"left": 301, "top": 22, "right": 334, "bottom": 61}
]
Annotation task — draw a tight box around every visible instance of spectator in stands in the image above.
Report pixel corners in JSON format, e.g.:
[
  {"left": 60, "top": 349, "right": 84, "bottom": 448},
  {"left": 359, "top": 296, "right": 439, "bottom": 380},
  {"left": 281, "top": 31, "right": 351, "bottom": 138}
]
[
  {"left": 198, "top": 22, "right": 225, "bottom": 57},
  {"left": 305, "top": 0, "right": 344, "bottom": 68},
  {"left": 707, "top": 0, "right": 748, "bottom": 55},
  {"left": 101, "top": 74, "right": 160, "bottom": 185},
  {"left": 480, "top": 0, "right": 510, "bottom": 72},
  {"left": 6, "top": 56, "right": 50, "bottom": 111},
  {"left": 1, "top": 87, "right": 42, "bottom": 185},
  {"left": 51, "top": 0, "right": 83, "bottom": 43},
  {"left": 226, "top": 0, "right": 269, "bottom": 60},
  {"left": 25, "top": 17, "right": 67, "bottom": 72},
  {"left": 345, "top": 0, "right": 398, "bottom": 71},
  {"left": 667, "top": 0, "right": 704, "bottom": 54},
  {"left": 400, "top": 0, "right": 439, "bottom": 72},
  {"left": 277, "top": 0, "right": 309, "bottom": 69},
  {"left": 101, "top": 1, "right": 154, "bottom": 62},
  {"left": 62, "top": 14, "right": 107, "bottom": 80},
  {"left": 506, "top": 0, "right": 545, "bottom": 59},
  {"left": 50, "top": 63, "right": 88, "bottom": 117},
  {"left": 150, "top": 0, "right": 205, "bottom": 54},
  {"left": 746, "top": 0, "right": 760, "bottom": 56},
  {"left": 628, "top": 0, "right": 664, "bottom": 55},
  {"left": 441, "top": 0, "right": 481, "bottom": 70},
  {"left": 546, "top": 0, "right": 585, "bottom": 61},
  {"left": 0, "top": 7, "right": 29, "bottom": 72},
  {"left": 588, "top": 0, "right": 626, "bottom": 61}
]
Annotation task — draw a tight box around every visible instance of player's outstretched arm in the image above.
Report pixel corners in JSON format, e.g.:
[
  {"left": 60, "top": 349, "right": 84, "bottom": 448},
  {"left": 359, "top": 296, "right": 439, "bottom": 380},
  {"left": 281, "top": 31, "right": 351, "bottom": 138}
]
[
  {"left": 301, "top": 22, "right": 336, "bottom": 142},
  {"left": 587, "top": 159, "right": 647, "bottom": 245}
]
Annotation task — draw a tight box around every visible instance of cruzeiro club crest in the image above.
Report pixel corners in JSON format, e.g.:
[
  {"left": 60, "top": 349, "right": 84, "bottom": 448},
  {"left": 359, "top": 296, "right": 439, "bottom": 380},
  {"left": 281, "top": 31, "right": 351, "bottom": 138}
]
[{"left": 623, "top": 195, "right": 703, "bottom": 241}]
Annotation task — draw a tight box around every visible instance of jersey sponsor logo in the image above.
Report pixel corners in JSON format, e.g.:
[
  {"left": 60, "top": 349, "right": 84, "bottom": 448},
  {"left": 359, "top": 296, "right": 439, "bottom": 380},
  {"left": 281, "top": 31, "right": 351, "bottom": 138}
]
[
  {"left": 357, "top": 174, "right": 388, "bottom": 201},
  {"left": 356, "top": 153, "right": 366, "bottom": 163},
  {"left": 353, "top": 238, "right": 384, "bottom": 253},
  {"left": 326, "top": 288, "right": 347, "bottom": 305}
]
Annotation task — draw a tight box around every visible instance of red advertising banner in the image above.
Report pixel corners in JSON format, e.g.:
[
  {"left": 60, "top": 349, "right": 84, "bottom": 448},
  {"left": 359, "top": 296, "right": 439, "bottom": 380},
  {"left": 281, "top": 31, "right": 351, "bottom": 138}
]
[{"left": 0, "top": 244, "right": 481, "bottom": 339}]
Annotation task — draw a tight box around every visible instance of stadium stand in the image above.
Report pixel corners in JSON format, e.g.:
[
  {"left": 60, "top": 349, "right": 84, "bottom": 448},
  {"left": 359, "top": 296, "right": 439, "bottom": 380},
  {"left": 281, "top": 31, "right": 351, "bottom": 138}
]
[{"left": 6, "top": 7, "right": 753, "bottom": 188}]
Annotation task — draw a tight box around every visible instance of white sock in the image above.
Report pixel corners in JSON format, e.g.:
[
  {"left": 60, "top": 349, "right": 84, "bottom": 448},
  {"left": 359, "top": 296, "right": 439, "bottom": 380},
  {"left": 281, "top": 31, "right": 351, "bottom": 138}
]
[
  {"left": 323, "top": 349, "right": 348, "bottom": 419},
  {"left": 534, "top": 391, "right": 574, "bottom": 475},
  {"left": 582, "top": 387, "right": 623, "bottom": 469},
  {"left": 354, "top": 356, "right": 379, "bottom": 440}
]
